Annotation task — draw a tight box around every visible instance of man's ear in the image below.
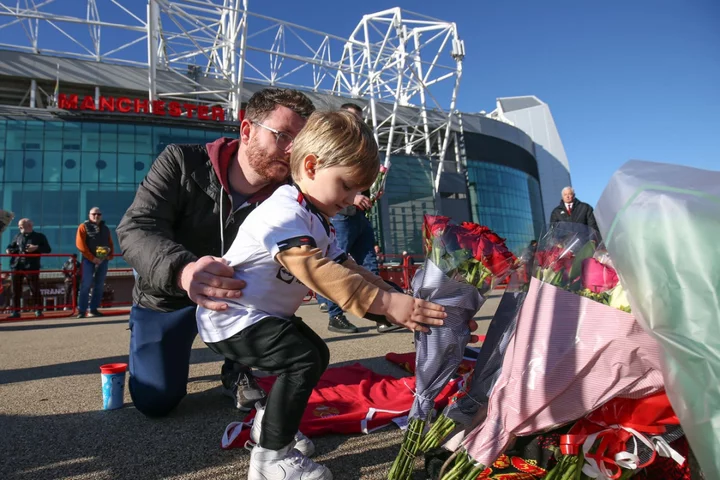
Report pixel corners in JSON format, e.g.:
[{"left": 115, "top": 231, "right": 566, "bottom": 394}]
[
  {"left": 240, "top": 118, "right": 253, "bottom": 144},
  {"left": 303, "top": 154, "right": 318, "bottom": 179}
]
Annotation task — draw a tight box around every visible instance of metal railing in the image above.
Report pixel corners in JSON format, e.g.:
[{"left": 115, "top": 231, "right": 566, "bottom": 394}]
[{"left": 0, "top": 253, "right": 133, "bottom": 321}]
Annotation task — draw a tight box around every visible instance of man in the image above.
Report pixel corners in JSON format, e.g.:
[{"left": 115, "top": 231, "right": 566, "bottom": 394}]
[
  {"left": 76, "top": 207, "right": 114, "bottom": 318},
  {"left": 116, "top": 88, "right": 315, "bottom": 417},
  {"left": 549, "top": 186, "right": 601, "bottom": 237},
  {"left": 5, "top": 218, "right": 52, "bottom": 318},
  {"left": 62, "top": 255, "right": 81, "bottom": 310},
  {"left": 316, "top": 102, "right": 402, "bottom": 334}
]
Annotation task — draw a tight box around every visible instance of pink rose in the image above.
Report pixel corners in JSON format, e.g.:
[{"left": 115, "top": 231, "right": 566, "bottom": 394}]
[{"left": 581, "top": 258, "right": 619, "bottom": 293}]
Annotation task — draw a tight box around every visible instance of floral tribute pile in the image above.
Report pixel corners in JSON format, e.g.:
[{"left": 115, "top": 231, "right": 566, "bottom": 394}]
[{"left": 387, "top": 215, "right": 516, "bottom": 480}]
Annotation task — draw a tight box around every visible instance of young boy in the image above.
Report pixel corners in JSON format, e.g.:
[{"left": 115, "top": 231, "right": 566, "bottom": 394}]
[{"left": 196, "top": 110, "right": 446, "bottom": 480}]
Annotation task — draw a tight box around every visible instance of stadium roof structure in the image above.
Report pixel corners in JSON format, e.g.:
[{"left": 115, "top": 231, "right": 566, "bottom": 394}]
[{"left": 0, "top": 0, "right": 468, "bottom": 191}]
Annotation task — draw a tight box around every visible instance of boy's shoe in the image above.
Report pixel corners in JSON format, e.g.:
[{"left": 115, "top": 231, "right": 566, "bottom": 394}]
[
  {"left": 250, "top": 402, "right": 315, "bottom": 457},
  {"left": 248, "top": 444, "right": 332, "bottom": 480},
  {"left": 327, "top": 314, "right": 358, "bottom": 334},
  {"left": 221, "top": 370, "right": 266, "bottom": 411}
]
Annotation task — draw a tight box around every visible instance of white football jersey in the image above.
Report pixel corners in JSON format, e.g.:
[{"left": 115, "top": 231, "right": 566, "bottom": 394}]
[{"left": 196, "top": 184, "right": 346, "bottom": 343}]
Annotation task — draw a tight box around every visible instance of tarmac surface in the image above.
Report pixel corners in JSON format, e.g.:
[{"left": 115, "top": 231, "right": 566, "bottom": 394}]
[{"left": 0, "top": 292, "right": 502, "bottom": 480}]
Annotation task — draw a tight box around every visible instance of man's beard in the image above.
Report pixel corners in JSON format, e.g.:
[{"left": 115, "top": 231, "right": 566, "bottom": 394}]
[{"left": 246, "top": 138, "right": 290, "bottom": 184}]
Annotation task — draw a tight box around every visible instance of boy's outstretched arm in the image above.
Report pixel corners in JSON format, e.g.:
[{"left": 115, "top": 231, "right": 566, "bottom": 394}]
[{"left": 276, "top": 246, "right": 445, "bottom": 332}]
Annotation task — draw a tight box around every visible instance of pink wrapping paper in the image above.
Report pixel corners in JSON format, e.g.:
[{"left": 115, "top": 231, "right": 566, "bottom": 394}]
[{"left": 462, "top": 277, "right": 665, "bottom": 467}]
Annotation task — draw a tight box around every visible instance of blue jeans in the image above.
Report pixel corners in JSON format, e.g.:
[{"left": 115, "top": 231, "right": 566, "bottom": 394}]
[
  {"left": 128, "top": 305, "right": 198, "bottom": 417},
  {"left": 78, "top": 258, "right": 109, "bottom": 313},
  {"left": 317, "top": 212, "right": 378, "bottom": 319}
]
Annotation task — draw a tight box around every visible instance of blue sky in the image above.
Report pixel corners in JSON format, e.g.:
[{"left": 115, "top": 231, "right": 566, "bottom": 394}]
[
  {"left": 3, "top": 0, "right": 718, "bottom": 206},
  {"left": 259, "top": 0, "right": 720, "bottom": 206}
]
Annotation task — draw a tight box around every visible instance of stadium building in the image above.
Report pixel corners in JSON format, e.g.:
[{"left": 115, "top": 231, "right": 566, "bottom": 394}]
[{"left": 0, "top": 1, "right": 571, "bottom": 268}]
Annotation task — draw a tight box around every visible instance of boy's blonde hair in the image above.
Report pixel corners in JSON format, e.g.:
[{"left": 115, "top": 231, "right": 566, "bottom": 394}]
[{"left": 290, "top": 110, "right": 380, "bottom": 188}]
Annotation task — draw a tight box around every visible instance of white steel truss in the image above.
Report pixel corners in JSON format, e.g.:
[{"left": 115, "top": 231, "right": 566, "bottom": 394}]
[{"left": 0, "top": 0, "right": 465, "bottom": 192}]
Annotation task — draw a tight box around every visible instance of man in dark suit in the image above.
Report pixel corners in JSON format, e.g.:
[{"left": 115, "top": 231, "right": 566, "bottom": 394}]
[{"left": 549, "top": 186, "right": 601, "bottom": 237}]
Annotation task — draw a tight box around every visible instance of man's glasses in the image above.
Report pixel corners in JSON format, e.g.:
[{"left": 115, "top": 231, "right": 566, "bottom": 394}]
[
  {"left": 91, "top": 213, "right": 102, "bottom": 216},
  {"left": 253, "top": 122, "right": 294, "bottom": 150}
]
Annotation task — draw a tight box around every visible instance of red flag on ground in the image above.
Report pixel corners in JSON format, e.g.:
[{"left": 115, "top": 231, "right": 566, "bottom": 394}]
[{"left": 221, "top": 363, "right": 461, "bottom": 449}]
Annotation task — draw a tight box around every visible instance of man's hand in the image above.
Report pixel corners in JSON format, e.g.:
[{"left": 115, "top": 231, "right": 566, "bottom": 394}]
[
  {"left": 92, "top": 257, "right": 102, "bottom": 265},
  {"left": 468, "top": 318, "right": 480, "bottom": 343},
  {"left": 26, "top": 244, "right": 38, "bottom": 253},
  {"left": 374, "top": 291, "right": 446, "bottom": 333},
  {"left": 178, "top": 256, "right": 246, "bottom": 311},
  {"left": 353, "top": 194, "right": 373, "bottom": 211}
]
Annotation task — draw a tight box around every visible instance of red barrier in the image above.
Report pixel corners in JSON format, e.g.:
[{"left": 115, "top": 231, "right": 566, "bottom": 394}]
[
  {"left": 1, "top": 253, "right": 78, "bottom": 321},
  {"left": 0, "top": 253, "right": 134, "bottom": 321}
]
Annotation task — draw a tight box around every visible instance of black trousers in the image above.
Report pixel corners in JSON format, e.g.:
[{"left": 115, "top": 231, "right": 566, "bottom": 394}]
[
  {"left": 12, "top": 272, "right": 41, "bottom": 312},
  {"left": 207, "top": 316, "right": 330, "bottom": 450}
]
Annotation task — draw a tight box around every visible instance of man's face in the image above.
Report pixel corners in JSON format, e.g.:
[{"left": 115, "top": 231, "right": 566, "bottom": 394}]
[
  {"left": 89, "top": 209, "right": 102, "bottom": 223},
  {"left": 245, "top": 105, "right": 307, "bottom": 184},
  {"left": 562, "top": 190, "right": 575, "bottom": 204},
  {"left": 18, "top": 221, "right": 32, "bottom": 233}
]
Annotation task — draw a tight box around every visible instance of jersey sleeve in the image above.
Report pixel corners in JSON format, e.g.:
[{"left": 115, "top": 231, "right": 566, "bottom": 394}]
[{"left": 249, "top": 196, "right": 317, "bottom": 260}]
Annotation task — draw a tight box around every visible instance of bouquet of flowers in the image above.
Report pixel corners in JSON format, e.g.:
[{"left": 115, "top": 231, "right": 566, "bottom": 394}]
[
  {"left": 533, "top": 224, "right": 631, "bottom": 312},
  {"left": 419, "top": 243, "right": 537, "bottom": 453},
  {"left": 388, "top": 215, "right": 516, "bottom": 480},
  {"left": 95, "top": 246, "right": 110, "bottom": 260},
  {"left": 0, "top": 209, "right": 14, "bottom": 235},
  {"left": 594, "top": 160, "right": 720, "bottom": 480},
  {"left": 369, "top": 162, "right": 390, "bottom": 205},
  {"left": 438, "top": 223, "right": 666, "bottom": 480}
]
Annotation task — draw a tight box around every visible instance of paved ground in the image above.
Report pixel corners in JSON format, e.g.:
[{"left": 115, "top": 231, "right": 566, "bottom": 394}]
[{"left": 0, "top": 292, "right": 502, "bottom": 480}]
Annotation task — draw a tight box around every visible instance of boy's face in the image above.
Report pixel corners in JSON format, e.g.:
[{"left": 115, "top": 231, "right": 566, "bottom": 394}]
[{"left": 299, "top": 156, "right": 368, "bottom": 217}]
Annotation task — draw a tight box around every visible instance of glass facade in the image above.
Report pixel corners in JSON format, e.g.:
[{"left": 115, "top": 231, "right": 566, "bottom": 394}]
[
  {"left": 0, "top": 118, "right": 229, "bottom": 269},
  {"left": 371, "top": 155, "right": 435, "bottom": 255},
  {"left": 466, "top": 160, "right": 545, "bottom": 253},
  {"left": 0, "top": 117, "right": 546, "bottom": 267}
]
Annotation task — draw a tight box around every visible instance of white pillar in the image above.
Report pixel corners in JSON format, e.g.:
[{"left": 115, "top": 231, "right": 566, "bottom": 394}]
[{"left": 30, "top": 79, "right": 37, "bottom": 108}]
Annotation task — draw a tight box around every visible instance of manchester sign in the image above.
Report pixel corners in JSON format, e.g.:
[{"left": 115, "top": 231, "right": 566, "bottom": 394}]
[{"left": 57, "top": 94, "right": 226, "bottom": 122}]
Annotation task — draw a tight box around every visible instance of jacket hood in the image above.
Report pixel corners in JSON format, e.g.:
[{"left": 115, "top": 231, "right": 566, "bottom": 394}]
[{"left": 206, "top": 137, "right": 284, "bottom": 205}]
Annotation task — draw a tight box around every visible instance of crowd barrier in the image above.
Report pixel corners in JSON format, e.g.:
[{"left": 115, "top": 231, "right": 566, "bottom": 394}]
[{"left": 0, "top": 253, "right": 134, "bottom": 322}]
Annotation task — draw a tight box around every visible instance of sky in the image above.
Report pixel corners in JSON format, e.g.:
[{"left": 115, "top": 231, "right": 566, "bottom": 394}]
[
  {"left": 3, "top": 0, "right": 719, "bottom": 206},
  {"left": 249, "top": 0, "right": 720, "bottom": 206}
]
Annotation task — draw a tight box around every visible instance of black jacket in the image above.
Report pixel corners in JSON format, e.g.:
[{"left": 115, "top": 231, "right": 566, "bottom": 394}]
[
  {"left": 116, "top": 139, "right": 281, "bottom": 312},
  {"left": 6, "top": 231, "right": 52, "bottom": 271},
  {"left": 549, "top": 198, "right": 601, "bottom": 237}
]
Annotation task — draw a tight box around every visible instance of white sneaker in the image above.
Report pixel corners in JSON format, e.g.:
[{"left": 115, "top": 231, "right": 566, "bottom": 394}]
[
  {"left": 250, "top": 402, "right": 315, "bottom": 457},
  {"left": 248, "top": 444, "right": 332, "bottom": 480}
]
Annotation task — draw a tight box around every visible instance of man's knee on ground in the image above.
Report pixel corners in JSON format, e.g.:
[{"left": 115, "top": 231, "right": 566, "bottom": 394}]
[{"left": 129, "top": 378, "right": 185, "bottom": 418}]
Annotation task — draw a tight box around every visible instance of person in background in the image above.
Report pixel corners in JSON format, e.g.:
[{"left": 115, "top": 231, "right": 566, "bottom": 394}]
[
  {"left": 62, "top": 255, "right": 81, "bottom": 311},
  {"left": 374, "top": 244, "right": 384, "bottom": 266},
  {"left": 76, "top": 207, "right": 114, "bottom": 318},
  {"left": 5, "top": 218, "right": 52, "bottom": 318},
  {"left": 549, "top": 186, "right": 601, "bottom": 237},
  {"left": 315, "top": 102, "right": 401, "bottom": 334}
]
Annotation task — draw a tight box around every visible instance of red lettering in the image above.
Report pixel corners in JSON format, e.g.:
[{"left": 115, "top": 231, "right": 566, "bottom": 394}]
[
  {"left": 183, "top": 103, "right": 197, "bottom": 118},
  {"left": 198, "top": 105, "right": 210, "bottom": 120},
  {"left": 99, "top": 96, "right": 115, "bottom": 112},
  {"left": 212, "top": 106, "right": 226, "bottom": 122},
  {"left": 58, "top": 94, "right": 78, "bottom": 110},
  {"left": 134, "top": 99, "right": 150, "bottom": 114},
  {"left": 168, "top": 102, "right": 182, "bottom": 117},
  {"left": 81, "top": 95, "right": 96, "bottom": 110},
  {"left": 152, "top": 100, "right": 166, "bottom": 115},
  {"left": 117, "top": 97, "right": 132, "bottom": 113}
]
